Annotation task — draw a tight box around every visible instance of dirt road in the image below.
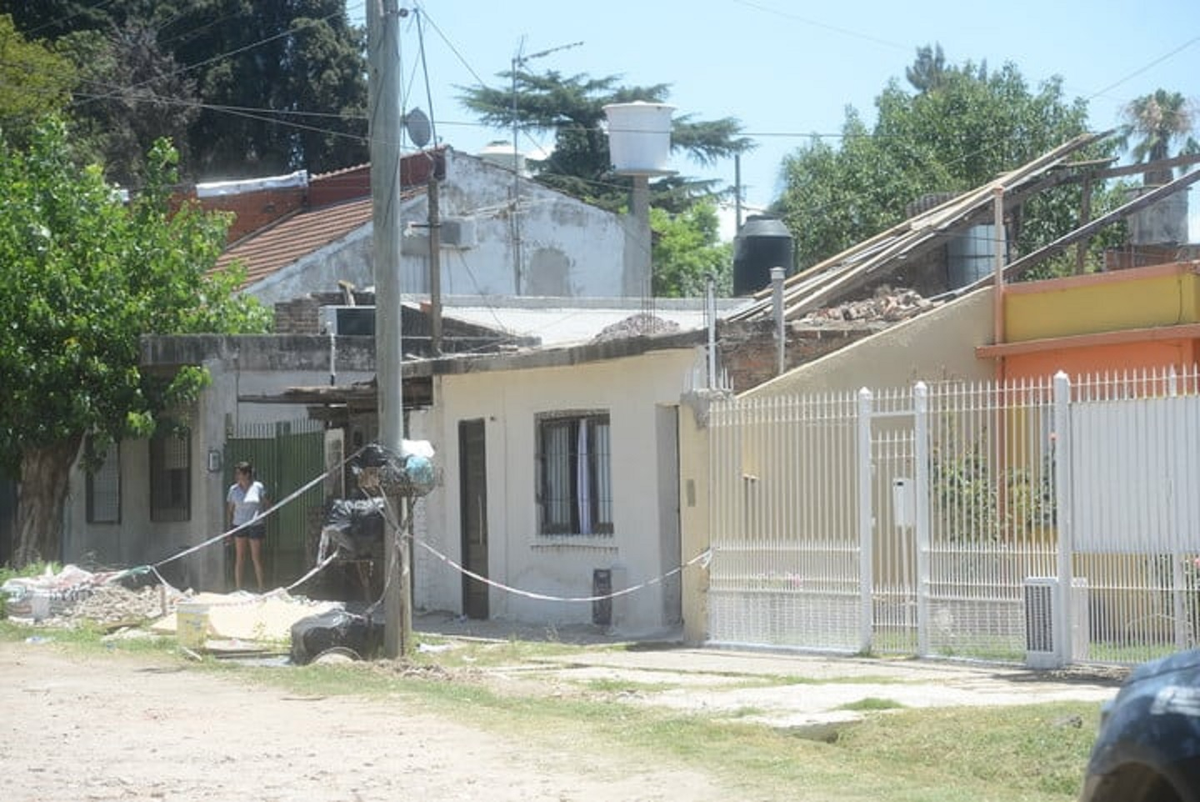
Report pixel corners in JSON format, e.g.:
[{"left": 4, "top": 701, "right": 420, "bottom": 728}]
[
  {"left": 1, "top": 620, "right": 1125, "bottom": 802},
  {"left": 1, "top": 640, "right": 724, "bottom": 802}
]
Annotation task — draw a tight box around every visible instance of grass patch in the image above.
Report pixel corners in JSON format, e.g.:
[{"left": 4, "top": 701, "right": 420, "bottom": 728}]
[
  {"left": 581, "top": 677, "right": 680, "bottom": 694},
  {"left": 838, "top": 696, "right": 905, "bottom": 711}
]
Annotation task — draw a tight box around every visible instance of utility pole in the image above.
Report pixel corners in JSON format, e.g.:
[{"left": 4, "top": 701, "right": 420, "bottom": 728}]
[{"left": 367, "top": 0, "right": 411, "bottom": 658}]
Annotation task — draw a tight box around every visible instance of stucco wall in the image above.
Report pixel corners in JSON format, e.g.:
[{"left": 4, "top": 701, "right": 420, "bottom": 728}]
[
  {"left": 247, "top": 150, "right": 640, "bottom": 306},
  {"left": 409, "top": 347, "right": 701, "bottom": 635}
]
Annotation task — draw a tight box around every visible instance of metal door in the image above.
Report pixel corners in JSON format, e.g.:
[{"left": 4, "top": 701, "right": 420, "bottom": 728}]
[{"left": 459, "top": 419, "right": 489, "bottom": 619}]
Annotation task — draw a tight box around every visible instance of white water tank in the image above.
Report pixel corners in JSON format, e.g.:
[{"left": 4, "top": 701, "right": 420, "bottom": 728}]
[
  {"left": 603, "top": 101, "right": 675, "bottom": 175},
  {"left": 477, "top": 142, "right": 527, "bottom": 175}
]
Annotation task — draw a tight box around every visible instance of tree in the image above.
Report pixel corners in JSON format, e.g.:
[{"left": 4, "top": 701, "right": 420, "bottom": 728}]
[
  {"left": 905, "top": 43, "right": 948, "bottom": 93},
  {"left": 0, "top": 13, "right": 75, "bottom": 140},
  {"left": 459, "top": 69, "right": 752, "bottom": 212},
  {"left": 650, "top": 200, "right": 731, "bottom": 297},
  {"left": 2, "top": 1, "right": 369, "bottom": 181},
  {"left": 166, "top": 0, "right": 368, "bottom": 178},
  {"left": 1121, "top": 89, "right": 1197, "bottom": 185},
  {"left": 58, "top": 23, "right": 200, "bottom": 188},
  {"left": 773, "top": 48, "right": 1109, "bottom": 271},
  {"left": 0, "top": 119, "right": 271, "bottom": 567}
]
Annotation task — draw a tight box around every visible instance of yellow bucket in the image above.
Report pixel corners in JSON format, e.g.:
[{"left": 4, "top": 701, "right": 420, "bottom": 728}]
[{"left": 176, "top": 602, "right": 209, "bottom": 649}]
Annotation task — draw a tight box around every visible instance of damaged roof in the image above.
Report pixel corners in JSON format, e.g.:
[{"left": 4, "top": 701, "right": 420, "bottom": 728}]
[{"left": 732, "top": 132, "right": 1200, "bottom": 323}]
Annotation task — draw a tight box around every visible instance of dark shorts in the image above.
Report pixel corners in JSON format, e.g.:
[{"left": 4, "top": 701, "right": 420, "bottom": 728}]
[{"left": 236, "top": 523, "right": 267, "bottom": 540}]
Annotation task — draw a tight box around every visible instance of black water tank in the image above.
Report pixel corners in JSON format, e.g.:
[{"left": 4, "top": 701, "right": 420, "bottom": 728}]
[{"left": 733, "top": 215, "right": 794, "bottom": 296}]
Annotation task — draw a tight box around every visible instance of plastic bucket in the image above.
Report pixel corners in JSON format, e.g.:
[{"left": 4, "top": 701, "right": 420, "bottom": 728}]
[
  {"left": 176, "top": 602, "right": 209, "bottom": 649},
  {"left": 29, "top": 592, "right": 50, "bottom": 622}
]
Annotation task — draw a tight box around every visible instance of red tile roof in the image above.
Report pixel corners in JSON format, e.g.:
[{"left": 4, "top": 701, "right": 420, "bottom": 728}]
[
  {"left": 215, "top": 197, "right": 373, "bottom": 288},
  {"left": 210, "top": 149, "right": 446, "bottom": 289}
]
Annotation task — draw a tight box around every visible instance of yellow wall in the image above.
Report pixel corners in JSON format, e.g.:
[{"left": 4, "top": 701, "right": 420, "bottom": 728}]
[{"left": 1005, "top": 265, "right": 1200, "bottom": 342}]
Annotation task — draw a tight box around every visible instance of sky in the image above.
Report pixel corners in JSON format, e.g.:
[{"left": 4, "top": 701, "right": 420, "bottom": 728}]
[{"left": 347, "top": 0, "right": 1200, "bottom": 239}]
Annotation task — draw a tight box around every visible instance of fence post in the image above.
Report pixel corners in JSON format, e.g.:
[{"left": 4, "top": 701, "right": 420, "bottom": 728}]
[
  {"left": 914, "top": 382, "right": 931, "bottom": 657},
  {"left": 1053, "top": 371, "right": 1074, "bottom": 664},
  {"left": 858, "top": 387, "right": 874, "bottom": 654}
]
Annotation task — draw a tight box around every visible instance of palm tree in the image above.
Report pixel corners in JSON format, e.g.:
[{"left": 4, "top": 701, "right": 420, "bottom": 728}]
[{"left": 1122, "top": 90, "right": 1195, "bottom": 185}]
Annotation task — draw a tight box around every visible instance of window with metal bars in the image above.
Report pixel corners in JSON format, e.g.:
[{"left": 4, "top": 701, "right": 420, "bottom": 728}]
[
  {"left": 536, "top": 412, "right": 612, "bottom": 535},
  {"left": 85, "top": 436, "right": 120, "bottom": 524},
  {"left": 149, "top": 431, "right": 190, "bottom": 522}
]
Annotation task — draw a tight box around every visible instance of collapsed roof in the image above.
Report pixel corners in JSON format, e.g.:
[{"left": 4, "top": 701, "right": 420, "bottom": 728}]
[{"left": 732, "top": 132, "right": 1200, "bottom": 324}]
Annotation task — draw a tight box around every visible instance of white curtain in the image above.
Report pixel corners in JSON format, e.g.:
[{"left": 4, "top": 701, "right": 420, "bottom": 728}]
[{"left": 577, "top": 419, "right": 592, "bottom": 534}]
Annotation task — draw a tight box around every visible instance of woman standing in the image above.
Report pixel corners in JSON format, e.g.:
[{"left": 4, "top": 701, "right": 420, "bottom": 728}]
[{"left": 226, "top": 461, "right": 270, "bottom": 592}]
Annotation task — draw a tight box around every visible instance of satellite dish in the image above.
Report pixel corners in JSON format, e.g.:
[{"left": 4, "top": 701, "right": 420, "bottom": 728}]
[{"left": 403, "top": 108, "right": 432, "bottom": 148}]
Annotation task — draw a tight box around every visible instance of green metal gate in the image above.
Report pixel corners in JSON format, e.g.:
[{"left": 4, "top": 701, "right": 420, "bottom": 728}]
[{"left": 225, "top": 419, "right": 325, "bottom": 589}]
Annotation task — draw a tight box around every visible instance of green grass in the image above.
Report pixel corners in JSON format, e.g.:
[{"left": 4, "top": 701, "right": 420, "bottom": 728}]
[
  {"left": 837, "top": 696, "right": 905, "bottom": 711},
  {"left": 0, "top": 622, "right": 1100, "bottom": 801}
]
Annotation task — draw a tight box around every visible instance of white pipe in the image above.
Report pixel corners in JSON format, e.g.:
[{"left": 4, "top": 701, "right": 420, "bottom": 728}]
[{"left": 771, "top": 266, "right": 785, "bottom": 375}]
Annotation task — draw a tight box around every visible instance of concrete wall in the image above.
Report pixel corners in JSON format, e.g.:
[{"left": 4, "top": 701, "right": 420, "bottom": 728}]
[
  {"left": 743, "top": 287, "right": 995, "bottom": 397},
  {"left": 64, "top": 336, "right": 374, "bottom": 590},
  {"left": 409, "top": 346, "right": 701, "bottom": 636}
]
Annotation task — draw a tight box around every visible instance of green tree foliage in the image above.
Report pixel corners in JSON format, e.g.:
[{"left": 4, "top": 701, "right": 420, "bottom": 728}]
[
  {"left": 0, "top": 119, "right": 270, "bottom": 565},
  {"left": 459, "top": 69, "right": 752, "bottom": 212},
  {"left": 2, "top": 1, "right": 368, "bottom": 182},
  {"left": 57, "top": 23, "right": 200, "bottom": 188},
  {"left": 0, "top": 14, "right": 74, "bottom": 140},
  {"left": 650, "top": 200, "right": 731, "bottom": 297},
  {"left": 773, "top": 47, "right": 1112, "bottom": 272}
]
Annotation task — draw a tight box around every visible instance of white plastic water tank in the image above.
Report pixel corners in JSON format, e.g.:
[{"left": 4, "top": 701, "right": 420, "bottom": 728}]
[
  {"left": 603, "top": 101, "right": 675, "bottom": 174},
  {"left": 476, "top": 142, "right": 527, "bottom": 175}
]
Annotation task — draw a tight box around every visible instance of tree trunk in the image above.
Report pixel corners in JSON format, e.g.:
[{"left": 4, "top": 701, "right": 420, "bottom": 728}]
[{"left": 13, "top": 435, "right": 82, "bottom": 568}]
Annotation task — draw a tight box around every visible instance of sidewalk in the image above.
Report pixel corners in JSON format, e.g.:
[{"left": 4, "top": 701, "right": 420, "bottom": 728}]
[{"left": 414, "top": 610, "right": 1125, "bottom": 730}]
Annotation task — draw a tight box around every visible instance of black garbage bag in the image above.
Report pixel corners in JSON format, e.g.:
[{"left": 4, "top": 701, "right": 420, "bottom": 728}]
[
  {"left": 290, "top": 608, "right": 383, "bottom": 665},
  {"left": 320, "top": 497, "right": 385, "bottom": 560}
]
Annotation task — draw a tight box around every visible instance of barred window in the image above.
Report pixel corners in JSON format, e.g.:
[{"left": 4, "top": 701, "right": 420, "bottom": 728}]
[
  {"left": 85, "top": 437, "right": 120, "bottom": 524},
  {"left": 537, "top": 413, "right": 612, "bottom": 535},
  {"left": 150, "top": 431, "right": 190, "bottom": 522}
]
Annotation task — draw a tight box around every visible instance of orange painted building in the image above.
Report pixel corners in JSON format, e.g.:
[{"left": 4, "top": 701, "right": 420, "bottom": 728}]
[{"left": 977, "top": 261, "right": 1200, "bottom": 380}]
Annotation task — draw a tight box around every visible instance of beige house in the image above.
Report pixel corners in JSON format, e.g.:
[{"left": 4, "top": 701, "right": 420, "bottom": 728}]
[{"left": 408, "top": 329, "right": 710, "bottom": 635}]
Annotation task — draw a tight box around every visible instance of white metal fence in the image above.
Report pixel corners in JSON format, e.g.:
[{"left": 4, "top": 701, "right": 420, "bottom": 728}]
[{"left": 708, "top": 367, "right": 1200, "bottom": 668}]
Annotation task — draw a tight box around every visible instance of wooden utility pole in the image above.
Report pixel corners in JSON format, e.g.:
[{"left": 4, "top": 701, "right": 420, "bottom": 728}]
[{"left": 367, "top": 0, "right": 411, "bottom": 658}]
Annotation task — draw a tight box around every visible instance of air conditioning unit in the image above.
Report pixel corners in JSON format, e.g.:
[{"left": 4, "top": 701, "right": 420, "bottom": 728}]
[
  {"left": 1024, "top": 576, "right": 1089, "bottom": 669},
  {"left": 440, "top": 217, "right": 477, "bottom": 249},
  {"left": 399, "top": 217, "right": 477, "bottom": 255},
  {"left": 319, "top": 305, "right": 375, "bottom": 336}
]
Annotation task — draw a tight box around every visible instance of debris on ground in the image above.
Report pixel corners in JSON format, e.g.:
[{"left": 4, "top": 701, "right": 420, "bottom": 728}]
[
  {"left": 1, "top": 564, "right": 157, "bottom": 623},
  {"left": 61, "top": 583, "right": 171, "bottom": 628},
  {"left": 592, "top": 313, "right": 681, "bottom": 342},
  {"left": 800, "top": 286, "right": 935, "bottom": 325}
]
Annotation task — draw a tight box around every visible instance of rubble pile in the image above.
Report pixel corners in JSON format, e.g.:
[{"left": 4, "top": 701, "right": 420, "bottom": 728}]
[
  {"left": 592, "top": 313, "right": 681, "bottom": 343},
  {"left": 801, "top": 287, "right": 935, "bottom": 325},
  {"left": 62, "top": 582, "right": 170, "bottom": 628}
]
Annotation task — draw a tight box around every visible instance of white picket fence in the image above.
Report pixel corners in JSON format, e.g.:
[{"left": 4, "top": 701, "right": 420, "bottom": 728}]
[{"left": 708, "top": 367, "right": 1200, "bottom": 667}]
